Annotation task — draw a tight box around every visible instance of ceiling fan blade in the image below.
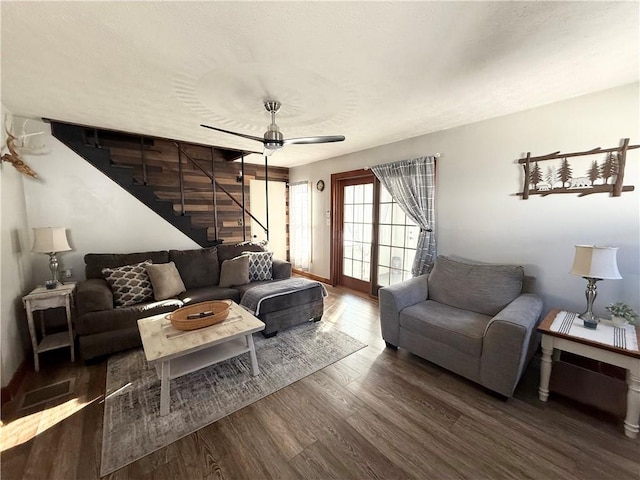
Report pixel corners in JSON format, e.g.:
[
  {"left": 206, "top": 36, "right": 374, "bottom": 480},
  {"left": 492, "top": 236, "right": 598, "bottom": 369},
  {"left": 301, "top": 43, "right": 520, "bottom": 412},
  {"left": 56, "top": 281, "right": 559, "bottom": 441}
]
[
  {"left": 283, "top": 135, "right": 345, "bottom": 145},
  {"left": 200, "top": 124, "right": 265, "bottom": 144}
]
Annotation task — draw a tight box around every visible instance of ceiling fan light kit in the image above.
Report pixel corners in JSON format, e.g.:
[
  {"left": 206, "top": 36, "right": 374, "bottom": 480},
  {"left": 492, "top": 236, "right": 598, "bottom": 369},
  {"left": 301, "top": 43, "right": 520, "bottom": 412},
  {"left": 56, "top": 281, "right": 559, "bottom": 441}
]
[
  {"left": 263, "top": 102, "right": 284, "bottom": 152},
  {"left": 201, "top": 101, "right": 345, "bottom": 155}
]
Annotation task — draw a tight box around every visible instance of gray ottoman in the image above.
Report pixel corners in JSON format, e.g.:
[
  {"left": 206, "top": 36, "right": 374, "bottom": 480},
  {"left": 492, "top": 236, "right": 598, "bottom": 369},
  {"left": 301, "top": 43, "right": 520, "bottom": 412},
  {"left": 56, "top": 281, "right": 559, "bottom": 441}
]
[{"left": 239, "top": 279, "right": 326, "bottom": 337}]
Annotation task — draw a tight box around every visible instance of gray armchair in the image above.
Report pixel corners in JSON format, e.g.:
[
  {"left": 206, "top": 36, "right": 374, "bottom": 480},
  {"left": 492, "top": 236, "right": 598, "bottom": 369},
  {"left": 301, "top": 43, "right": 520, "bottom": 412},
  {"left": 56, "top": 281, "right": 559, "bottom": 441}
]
[{"left": 379, "top": 255, "right": 543, "bottom": 397}]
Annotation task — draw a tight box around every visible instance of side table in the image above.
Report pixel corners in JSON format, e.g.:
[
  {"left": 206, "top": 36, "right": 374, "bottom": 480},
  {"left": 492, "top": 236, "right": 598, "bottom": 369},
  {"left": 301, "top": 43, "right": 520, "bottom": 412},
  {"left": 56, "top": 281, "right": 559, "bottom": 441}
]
[
  {"left": 538, "top": 308, "right": 640, "bottom": 439},
  {"left": 22, "top": 283, "right": 76, "bottom": 372}
]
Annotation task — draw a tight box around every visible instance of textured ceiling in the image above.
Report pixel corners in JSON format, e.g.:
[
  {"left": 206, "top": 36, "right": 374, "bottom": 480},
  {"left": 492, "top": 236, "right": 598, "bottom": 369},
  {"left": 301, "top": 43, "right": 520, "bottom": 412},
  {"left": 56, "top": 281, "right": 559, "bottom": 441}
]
[{"left": 2, "top": 2, "right": 638, "bottom": 168}]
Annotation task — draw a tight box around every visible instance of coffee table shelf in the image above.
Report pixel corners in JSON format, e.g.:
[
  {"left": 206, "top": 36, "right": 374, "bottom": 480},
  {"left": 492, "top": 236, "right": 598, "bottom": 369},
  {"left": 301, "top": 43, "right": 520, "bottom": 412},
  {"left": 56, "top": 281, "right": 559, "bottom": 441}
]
[{"left": 154, "top": 337, "right": 251, "bottom": 380}]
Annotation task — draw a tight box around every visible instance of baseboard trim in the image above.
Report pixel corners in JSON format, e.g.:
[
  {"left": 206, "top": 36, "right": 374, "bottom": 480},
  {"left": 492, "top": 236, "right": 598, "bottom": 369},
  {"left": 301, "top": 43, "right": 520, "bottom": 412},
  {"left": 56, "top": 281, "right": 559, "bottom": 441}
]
[
  {"left": 1, "top": 358, "right": 29, "bottom": 406},
  {"left": 292, "top": 269, "right": 330, "bottom": 285}
]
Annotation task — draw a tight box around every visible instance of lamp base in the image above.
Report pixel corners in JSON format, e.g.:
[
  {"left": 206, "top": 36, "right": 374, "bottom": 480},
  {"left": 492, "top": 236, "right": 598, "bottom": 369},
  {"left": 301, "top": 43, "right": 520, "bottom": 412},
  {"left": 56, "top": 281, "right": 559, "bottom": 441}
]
[
  {"left": 45, "top": 280, "right": 58, "bottom": 289},
  {"left": 579, "top": 277, "right": 601, "bottom": 329}
]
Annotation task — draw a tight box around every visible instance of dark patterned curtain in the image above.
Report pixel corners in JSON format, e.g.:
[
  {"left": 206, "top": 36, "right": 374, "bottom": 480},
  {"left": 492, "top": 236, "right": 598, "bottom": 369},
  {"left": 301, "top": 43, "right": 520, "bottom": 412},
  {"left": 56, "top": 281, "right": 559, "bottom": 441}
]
[{"left": 371, "top": 156, "right": 436, "bottom": 276}]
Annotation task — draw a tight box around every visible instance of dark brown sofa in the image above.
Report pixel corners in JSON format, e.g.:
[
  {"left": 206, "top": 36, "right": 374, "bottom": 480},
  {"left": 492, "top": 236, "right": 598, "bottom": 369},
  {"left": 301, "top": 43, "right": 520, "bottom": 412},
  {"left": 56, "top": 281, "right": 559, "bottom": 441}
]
[{"left": 75, "top": 242, "right": 291, "bottom": 360}]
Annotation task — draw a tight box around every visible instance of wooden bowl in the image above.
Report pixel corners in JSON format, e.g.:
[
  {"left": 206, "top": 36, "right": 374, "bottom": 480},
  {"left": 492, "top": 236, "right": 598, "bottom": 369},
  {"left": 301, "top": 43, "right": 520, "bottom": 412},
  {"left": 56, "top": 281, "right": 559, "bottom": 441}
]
[{"left": 166, "top": 300, "right": 231, "bottom": 331}]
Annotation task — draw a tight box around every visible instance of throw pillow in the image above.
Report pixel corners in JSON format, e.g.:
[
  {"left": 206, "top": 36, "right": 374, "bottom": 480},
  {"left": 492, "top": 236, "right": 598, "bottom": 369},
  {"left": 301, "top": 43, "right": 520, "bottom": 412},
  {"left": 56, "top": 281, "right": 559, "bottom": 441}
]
[
  {"left": 102, "top": 260, "right": 154, "bottom": 308},
  {"left": 168, "top": 247, "right": 219, "bottom": 289},
  {"left": 219, "top": 255, "right": 250, "bottom": 288},
  {"left": 243, "top": 250, "right": 273, "bottom": 281},
  {"left": 145, "top": 261, "right": 186, "bottom": 301}
]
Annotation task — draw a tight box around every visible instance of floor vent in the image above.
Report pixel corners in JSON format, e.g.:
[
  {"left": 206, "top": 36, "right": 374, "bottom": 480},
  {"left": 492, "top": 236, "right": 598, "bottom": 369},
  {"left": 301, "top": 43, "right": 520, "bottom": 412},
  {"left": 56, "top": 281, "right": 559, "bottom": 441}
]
[{"left": 18, "top": 378, "right": 75, "bottom": 410}]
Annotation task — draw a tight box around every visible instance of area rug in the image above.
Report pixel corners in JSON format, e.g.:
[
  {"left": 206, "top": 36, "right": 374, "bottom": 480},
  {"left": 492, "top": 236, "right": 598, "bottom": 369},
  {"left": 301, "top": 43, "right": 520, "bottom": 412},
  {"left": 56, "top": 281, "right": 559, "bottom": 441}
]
[{"left": 101, "top": 322, "right": 366, "bottom": 476}]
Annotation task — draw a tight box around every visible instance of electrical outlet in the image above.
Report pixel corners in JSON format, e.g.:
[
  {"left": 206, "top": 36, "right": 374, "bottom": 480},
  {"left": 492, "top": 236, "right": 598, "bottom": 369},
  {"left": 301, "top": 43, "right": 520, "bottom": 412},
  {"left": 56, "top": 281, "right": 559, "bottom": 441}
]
[{"left": 63, "top": 268, "right": 72, "bottom": 278}]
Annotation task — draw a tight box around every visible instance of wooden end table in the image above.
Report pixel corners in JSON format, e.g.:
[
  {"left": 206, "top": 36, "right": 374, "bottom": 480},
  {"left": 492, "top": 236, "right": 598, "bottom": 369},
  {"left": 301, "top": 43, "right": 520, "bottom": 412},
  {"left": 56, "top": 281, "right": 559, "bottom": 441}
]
[
  {"left": 538, "top": 308, "right": 640, "bottom": 438},
  {"left": 22, "top": 283, "right": 76, "bottom": 372}
]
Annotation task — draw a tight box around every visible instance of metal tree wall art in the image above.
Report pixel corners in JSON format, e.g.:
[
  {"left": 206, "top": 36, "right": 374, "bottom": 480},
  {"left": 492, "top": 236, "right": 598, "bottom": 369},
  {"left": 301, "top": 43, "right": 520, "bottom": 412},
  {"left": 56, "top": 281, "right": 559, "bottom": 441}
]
[{"left": 518, "top": 138, "right": 639, "bottom": 199}]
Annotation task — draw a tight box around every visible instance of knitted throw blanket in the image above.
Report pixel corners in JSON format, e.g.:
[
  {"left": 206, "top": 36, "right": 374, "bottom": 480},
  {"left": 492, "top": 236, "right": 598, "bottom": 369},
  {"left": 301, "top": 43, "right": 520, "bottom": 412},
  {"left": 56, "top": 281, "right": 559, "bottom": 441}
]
[{"left": 240, "top": 278, "right": 327, "bottom": 315}]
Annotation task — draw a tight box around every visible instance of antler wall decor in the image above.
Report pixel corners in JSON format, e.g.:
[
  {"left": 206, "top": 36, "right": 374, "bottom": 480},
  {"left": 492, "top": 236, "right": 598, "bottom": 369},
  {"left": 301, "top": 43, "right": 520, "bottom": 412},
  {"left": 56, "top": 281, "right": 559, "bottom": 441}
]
[
  {"left": 1, "top": 117, "right": 44, "bottom": 178},
  {"left": 517, "top": 138, "right": 638, "bottom": 199}
]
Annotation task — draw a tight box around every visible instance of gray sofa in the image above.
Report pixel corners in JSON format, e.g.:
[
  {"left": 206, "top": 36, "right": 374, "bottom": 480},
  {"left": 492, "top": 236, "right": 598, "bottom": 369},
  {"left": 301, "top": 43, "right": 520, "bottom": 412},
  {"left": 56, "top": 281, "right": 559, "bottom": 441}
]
[
  {"left": 75, "top": 242, "right": 291, "bottom": 360},
  {"left": 379, "top": 255, "right": 543, "bottom": 397}
]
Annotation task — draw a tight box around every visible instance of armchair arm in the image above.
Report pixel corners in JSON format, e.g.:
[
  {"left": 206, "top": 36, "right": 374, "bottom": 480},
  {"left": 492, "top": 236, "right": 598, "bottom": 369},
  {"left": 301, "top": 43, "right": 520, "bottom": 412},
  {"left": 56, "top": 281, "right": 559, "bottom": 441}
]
[
  {"left": 480, "top": 293, "right": 543, "bottom": 396},
  {"left": 272, "top": 259, "right": 292, "bottom": 279},
  {"left": 379, "top": 275, "right": 429, "bottom": 346},
  {"left": 76, "top": 279, "right": 114, "bottom": 318}
]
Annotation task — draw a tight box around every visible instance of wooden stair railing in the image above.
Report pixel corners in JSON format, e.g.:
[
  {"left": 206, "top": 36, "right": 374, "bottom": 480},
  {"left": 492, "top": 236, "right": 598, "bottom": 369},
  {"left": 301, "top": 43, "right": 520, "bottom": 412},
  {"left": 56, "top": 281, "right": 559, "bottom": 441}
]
[
  {"left": 49, "top": 121, "right": 288, "bottom": 247},
  {"left": 173, "top": 142, "right": 269, "bottom": 241}
]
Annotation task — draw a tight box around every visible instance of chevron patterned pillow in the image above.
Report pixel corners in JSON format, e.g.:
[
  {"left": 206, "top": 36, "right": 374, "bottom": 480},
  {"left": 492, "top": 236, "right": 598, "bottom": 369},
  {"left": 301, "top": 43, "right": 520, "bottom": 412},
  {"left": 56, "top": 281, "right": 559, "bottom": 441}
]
[
  {"left": 102, "top": 260, "right": 154, "bottom": 307},
  {"left": 243, "top": 251, "right": 273, "bottom": 281}
]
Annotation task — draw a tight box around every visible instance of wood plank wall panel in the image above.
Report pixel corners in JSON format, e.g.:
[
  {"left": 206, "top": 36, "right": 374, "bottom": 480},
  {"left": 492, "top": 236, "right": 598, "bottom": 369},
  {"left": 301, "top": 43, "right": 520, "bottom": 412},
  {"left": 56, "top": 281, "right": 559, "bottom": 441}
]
[{"left": 102, "top": 137, "right": 289, "bottom": 246}]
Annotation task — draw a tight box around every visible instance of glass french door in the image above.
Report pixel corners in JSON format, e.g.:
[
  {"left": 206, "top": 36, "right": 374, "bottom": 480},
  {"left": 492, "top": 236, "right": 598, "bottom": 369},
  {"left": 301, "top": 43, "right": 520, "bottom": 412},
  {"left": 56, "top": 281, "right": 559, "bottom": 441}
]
[
  {"left": 376, "top": 184, "right": 419, "bottom": 287},
  {"left": 330, "top": 169, "right": 420, "bottom": 295},
  {"left": 341, "top": 180, "right": 374, "bottom": 291},
  {"left": 331, "top": 171, "right": 376, "bottom": 293}
]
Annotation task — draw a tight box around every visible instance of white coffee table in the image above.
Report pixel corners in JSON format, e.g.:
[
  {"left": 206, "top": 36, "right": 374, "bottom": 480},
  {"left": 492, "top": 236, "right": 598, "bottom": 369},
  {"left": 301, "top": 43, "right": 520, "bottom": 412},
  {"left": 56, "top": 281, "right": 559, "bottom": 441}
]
[{"left": 138, "top": 301, "right": 265, "bottom": 416}]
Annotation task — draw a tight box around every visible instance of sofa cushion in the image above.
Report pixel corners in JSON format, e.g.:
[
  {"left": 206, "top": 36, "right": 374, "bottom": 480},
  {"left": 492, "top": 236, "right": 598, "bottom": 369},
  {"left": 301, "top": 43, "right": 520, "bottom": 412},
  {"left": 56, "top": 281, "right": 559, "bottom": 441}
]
[
  {"left": 219, "top": 255, "right": 250, "bottom": 287},
  {"left": 243, "top": 250, "right": 273, "bottom": 281},
  {"left": 272, "top": 258, "right": 292, "bottom": 280},
  {"left": 102, "top": 260, "right": 155, "bottom": 308},
  {"left": 178, "top": 286, "right": 240, "bottom": 305},
  {"left": 400, "top": 300, "right": 491, "bottom": 357},
  {"left": 428, "top": 256, "right": 524, "bottom": 316},
  {"left": 145, "top": 261, "right": 186, "bottom": 300},
  {"left": 75, "top": 298, "right": 182, "bottom": 336},
  {"left": 169, "top": 247, "right": 219, "bottom": 289},
  {"left": 85, "top": 251, "right": 169, "bottom": 280},
  {"left": 75, "top": 279, "right": 114, "bottom": 316},
  {"left": 217, "top": 241, "right": 265, "bottom": 265}
]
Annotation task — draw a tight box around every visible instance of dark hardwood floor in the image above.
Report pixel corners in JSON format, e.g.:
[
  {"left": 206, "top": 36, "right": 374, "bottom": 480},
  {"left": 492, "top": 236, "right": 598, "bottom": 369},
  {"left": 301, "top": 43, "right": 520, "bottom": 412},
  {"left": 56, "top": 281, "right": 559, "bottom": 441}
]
[{"left": 2, "top": 285, "right": 638, "bottom": 479}]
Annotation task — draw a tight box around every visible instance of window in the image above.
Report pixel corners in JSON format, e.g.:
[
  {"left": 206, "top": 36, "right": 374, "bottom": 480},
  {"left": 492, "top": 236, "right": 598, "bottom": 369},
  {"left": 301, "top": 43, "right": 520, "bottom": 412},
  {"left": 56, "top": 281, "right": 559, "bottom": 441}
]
[
  {"left": 289, "top": 181, "right": 311, "bottom": 271},
  {"left": 342, "top": 183, "right": 374, "bottom": 282},
  {"left": 377, "top": 184, "right": 419, "bottom": 286}
]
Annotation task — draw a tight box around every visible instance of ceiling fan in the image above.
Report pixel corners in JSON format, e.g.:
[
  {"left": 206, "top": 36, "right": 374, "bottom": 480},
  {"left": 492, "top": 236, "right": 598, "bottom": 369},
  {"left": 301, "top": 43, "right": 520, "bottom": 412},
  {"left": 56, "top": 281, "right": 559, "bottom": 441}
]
[{"left": 201, "top": 101, "right": 345, "bottom": 156}]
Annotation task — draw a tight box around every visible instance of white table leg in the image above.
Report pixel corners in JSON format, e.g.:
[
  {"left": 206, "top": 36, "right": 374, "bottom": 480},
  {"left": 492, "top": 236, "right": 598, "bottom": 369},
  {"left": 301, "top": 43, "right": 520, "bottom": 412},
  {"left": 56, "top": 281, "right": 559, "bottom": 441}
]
[
  {"left": 160, "top": 360, "right": 170, "bottom": 416},
  {"left": 624, "top": 369, "right": 640, "bottom": 439},
  {"left": 247, "top": 334, "right": 259, "bottom": 376},
  {"left": 65, "top": 297, "right": 75, "bottom": 363},
  {"left": 539, "top": 335, "right": 553, "bottom": 402},
  {"left": 26, "top": 307, "right": 40, "bottom": 373}
]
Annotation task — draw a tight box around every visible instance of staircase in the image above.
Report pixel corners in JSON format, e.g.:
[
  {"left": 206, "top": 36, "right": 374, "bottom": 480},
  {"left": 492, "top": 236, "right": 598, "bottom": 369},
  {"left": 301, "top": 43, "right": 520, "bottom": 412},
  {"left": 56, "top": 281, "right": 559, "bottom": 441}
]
[{"left": 50, "top": 121, "right": 289, "bottom": 247}]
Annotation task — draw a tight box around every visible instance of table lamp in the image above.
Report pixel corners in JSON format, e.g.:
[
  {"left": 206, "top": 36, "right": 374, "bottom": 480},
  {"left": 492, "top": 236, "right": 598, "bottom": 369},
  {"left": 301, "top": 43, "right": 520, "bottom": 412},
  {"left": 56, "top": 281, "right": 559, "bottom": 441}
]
[
  {"left": 32, "top": 227, "right": 71, "bottom": 289},
  {"left": 569, "top": 245, "right": 622, "bottom": 329}
]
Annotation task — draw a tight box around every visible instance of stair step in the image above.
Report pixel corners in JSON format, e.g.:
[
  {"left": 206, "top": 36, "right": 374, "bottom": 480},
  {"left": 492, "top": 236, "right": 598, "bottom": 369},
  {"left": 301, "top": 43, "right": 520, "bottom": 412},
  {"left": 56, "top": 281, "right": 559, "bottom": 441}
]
[{"left": 173, "top": 204, "right": 215, "bottom": 213}]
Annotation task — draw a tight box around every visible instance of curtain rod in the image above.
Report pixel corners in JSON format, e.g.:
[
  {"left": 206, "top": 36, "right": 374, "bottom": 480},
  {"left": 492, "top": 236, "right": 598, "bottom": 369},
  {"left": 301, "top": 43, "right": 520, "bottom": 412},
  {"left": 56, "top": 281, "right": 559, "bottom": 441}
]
[{"left": 364, "top": 152, "right": 440, "bottom": 170}]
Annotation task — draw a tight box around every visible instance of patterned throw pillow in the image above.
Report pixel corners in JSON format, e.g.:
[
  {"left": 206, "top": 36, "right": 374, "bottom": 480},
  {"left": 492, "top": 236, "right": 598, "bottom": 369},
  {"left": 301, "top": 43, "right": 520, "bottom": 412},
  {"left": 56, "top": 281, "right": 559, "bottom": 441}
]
[
  {"left": 243, "top": 251, "right": 273, "bottom": 281},
  {"left": 102, "top": 260, "right": 154, "bottom": 308}
]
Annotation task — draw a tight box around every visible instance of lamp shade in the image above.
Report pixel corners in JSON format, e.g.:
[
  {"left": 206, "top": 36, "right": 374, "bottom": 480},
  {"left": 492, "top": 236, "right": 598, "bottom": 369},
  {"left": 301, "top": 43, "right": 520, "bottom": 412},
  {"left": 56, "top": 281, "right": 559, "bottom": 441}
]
[
  {"left": 31, "top": 227, "right": 71, "bottom": 254},
  {"left": 569, "top": 245, "right": 622, "bottom": 280}
]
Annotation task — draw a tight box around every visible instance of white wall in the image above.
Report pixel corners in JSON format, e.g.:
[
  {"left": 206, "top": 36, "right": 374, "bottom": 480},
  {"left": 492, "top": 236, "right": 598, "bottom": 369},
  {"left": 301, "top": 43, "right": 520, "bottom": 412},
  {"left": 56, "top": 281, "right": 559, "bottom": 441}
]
[
  {"left": 290, "top": 83, "right": 640, "bottom": 316},
  {"left": 20, "top": 119, "right": 200, "bottom": 285},
  {"left": 1, "top": 106, "right": 35, "bottom": 387}
]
